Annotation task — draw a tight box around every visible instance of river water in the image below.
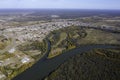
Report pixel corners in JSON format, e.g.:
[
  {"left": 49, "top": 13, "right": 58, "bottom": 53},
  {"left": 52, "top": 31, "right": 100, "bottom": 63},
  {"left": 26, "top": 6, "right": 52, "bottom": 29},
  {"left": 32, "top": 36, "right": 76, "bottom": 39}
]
[{"left": 12, "top": 42, "right": 119, "bottom": 80}]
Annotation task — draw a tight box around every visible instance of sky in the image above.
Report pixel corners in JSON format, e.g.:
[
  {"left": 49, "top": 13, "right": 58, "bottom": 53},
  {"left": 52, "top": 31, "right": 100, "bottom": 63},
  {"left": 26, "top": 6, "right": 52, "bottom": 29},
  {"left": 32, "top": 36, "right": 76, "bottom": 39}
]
[{"left": 0, "top": 0, "right": 120, "bottom": 9}]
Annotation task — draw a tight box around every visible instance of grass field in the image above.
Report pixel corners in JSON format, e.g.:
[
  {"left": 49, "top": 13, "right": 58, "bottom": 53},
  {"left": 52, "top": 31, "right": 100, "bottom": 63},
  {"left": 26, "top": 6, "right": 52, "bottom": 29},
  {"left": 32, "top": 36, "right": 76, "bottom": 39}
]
[{"left": 47, "top": 26, "right": 119, "bottom": 58}]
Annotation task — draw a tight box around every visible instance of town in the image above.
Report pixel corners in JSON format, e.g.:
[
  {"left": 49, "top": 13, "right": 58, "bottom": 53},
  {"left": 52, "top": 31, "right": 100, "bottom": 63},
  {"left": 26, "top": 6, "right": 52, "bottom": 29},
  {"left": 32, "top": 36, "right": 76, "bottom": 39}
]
[{"left": 0, "top": 11, "right": 120, "bottom": 80}]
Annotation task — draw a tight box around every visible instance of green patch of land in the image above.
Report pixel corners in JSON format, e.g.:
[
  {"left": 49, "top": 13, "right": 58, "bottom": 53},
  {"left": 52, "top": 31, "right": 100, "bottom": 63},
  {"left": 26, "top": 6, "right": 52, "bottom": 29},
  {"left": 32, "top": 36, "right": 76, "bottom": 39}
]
[
  {"left": 0, "top": 39, "right": 47, "bottom": 80},
  {"left": 45, "top": 48, "right": 120, "bottom": 80},
  {"left": 0, "top": 36, "right": 11, "bottom": 50},
  {"left": 47, "top": 26, "right": 119, "bottom": 58},
  {"left": 45, "top": 26, "right": 120, "bottom": 80}
]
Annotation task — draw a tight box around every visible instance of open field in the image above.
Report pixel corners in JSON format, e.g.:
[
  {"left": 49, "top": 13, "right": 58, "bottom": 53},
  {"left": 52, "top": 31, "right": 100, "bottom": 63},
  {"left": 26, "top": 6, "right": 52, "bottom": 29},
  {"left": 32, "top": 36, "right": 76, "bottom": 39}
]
[{"left": 48, "top": 26, "right": 120, "bottom": 58}]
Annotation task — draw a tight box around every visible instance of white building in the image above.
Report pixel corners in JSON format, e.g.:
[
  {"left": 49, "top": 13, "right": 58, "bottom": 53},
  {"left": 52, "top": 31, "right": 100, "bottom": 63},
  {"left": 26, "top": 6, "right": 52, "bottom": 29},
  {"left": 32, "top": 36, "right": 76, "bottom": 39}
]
[
  {"left": 21, "top": 57, "right": 30, "bottom": 64},
  {"left": 8, "top": 48, "right": 15, "bottom": 53}
]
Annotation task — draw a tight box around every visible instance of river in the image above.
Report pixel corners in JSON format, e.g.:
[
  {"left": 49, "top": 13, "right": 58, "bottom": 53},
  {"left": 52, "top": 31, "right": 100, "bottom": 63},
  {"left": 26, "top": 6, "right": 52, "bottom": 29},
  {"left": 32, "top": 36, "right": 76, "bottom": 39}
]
[{"left": 12, "top": 39, "right": 119, "bottom": 80}]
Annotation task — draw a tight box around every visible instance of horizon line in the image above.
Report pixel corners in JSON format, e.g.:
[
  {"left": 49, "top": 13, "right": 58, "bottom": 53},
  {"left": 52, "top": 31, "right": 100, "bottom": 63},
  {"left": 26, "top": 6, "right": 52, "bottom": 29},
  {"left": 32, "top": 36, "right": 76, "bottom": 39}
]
[{"left": 0, "top": 8, "right": 120, "bottom": 10}]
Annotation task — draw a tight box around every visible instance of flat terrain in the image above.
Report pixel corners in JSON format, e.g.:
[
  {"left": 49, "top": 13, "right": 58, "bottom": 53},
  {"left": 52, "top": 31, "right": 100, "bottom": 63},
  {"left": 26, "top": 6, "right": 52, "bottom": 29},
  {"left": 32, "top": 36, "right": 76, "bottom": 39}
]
[{"left": 0, "top": 10, "right": 120, "bottom": 80}]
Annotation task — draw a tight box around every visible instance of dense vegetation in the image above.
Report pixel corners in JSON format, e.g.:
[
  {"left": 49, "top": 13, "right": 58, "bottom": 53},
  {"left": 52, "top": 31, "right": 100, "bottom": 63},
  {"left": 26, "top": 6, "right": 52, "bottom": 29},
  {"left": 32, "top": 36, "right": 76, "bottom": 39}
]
[
  {"left": 45, "top": 48, "right": 120, "bottom": 80},
  {"left": 48, "top": 26, "right": 119, "bottom": 58},
  {"left": 45, "top": 26, "right": 120, "bottom": 80}
]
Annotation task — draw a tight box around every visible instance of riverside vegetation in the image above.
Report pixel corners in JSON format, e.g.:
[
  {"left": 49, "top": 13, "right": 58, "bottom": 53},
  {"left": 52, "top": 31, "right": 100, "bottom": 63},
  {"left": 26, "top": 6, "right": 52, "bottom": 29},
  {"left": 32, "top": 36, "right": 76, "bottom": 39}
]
[{"left": 45, "top": 26, "right": 120, "bottom": 80}]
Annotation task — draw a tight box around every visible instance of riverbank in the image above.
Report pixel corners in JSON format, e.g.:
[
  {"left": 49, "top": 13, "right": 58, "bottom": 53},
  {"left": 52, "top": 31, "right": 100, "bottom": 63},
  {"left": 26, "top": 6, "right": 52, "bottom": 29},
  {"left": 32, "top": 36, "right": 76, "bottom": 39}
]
[
  {"left": 46, "top": 48, "right": 120, "bottom": 80},
  {"left": 12, "top": 43, "right": 120, "bottom": 80},
  {"left": 12, "top": 26, "right": 120, "bottom": 80}
]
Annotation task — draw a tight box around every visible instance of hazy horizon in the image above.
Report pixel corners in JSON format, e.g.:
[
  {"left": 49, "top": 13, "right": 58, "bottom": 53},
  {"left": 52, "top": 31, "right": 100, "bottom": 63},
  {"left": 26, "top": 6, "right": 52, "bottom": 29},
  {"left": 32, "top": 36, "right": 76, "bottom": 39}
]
[
  {"left": 0, "top": 0, "right": 120, "bottom": 10},
  {"left": 0, "top": 8, "right": 120, "bottom": 11}
]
